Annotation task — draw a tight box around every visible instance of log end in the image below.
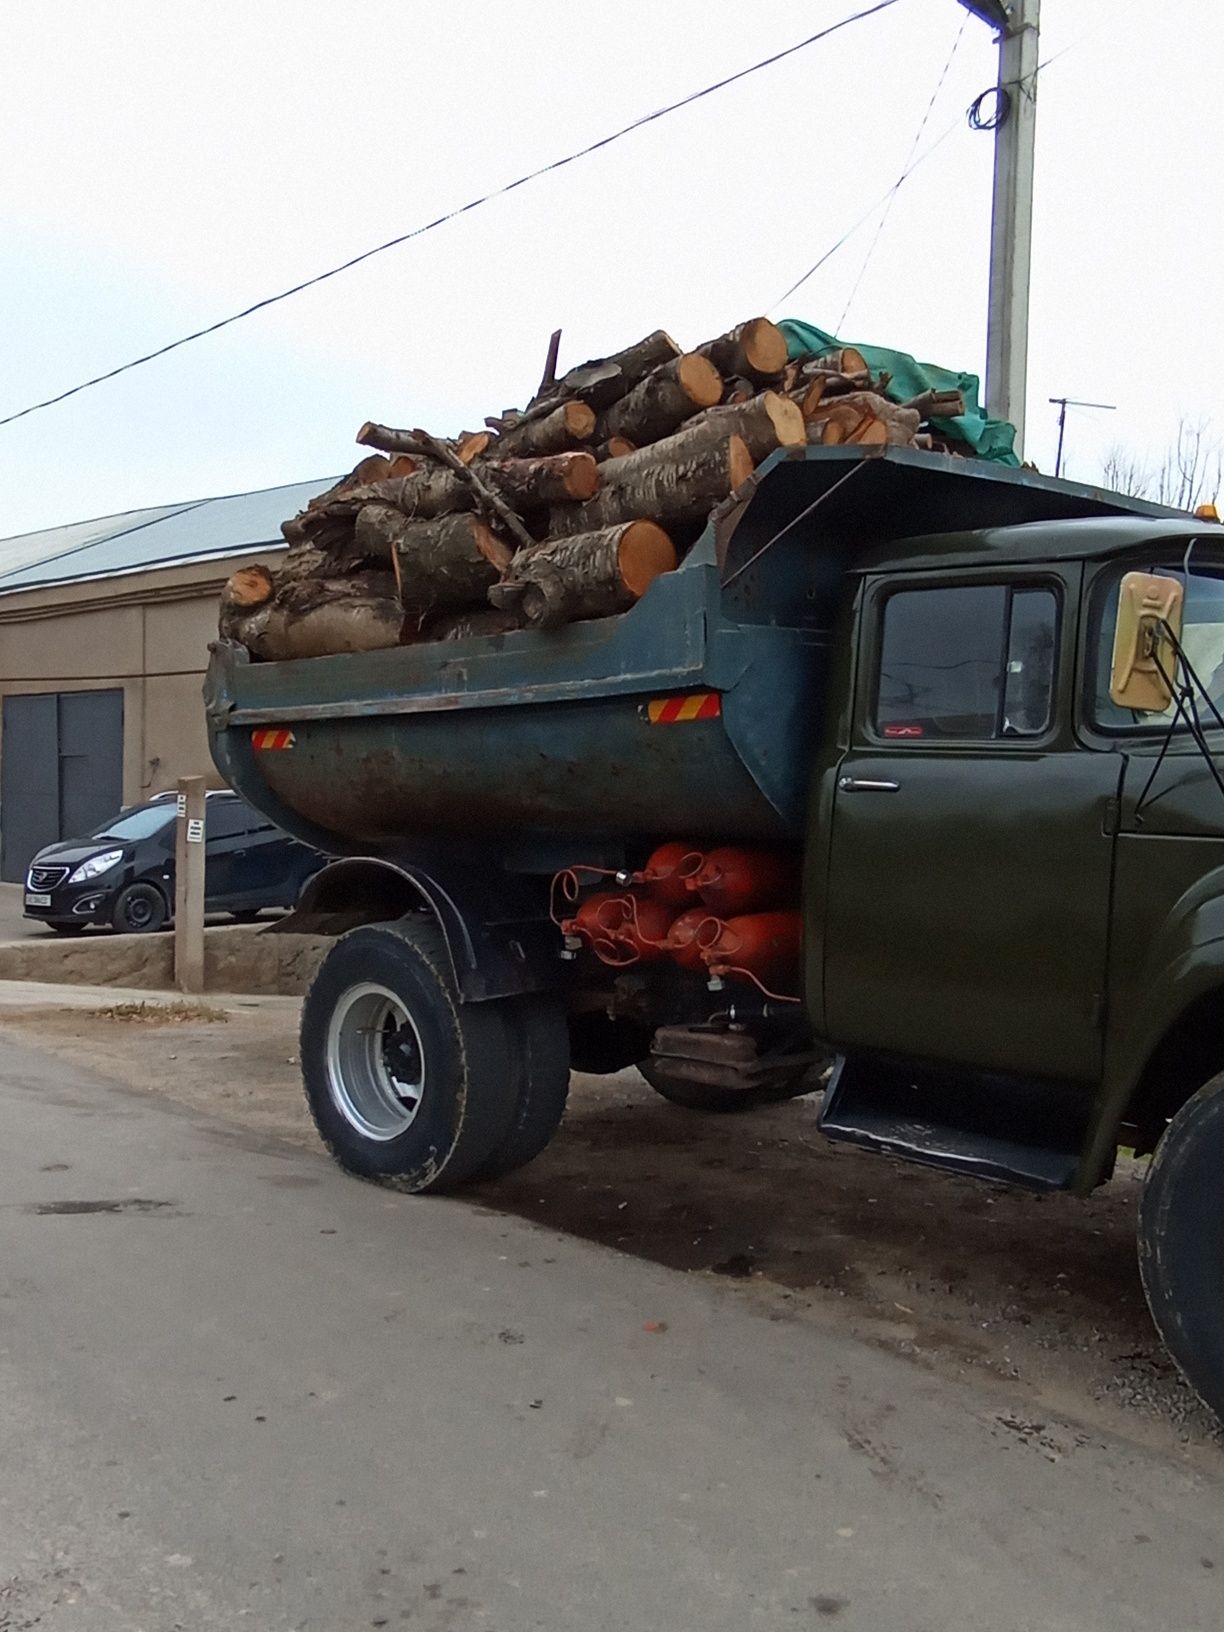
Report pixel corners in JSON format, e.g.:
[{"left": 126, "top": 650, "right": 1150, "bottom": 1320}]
[
  {"left": 728, "top": 434, "right": 754, "bottom": 492},
  {"left": 473, "top": 519, "right": 515, "bottom": 573},
  {"left": 740, "top": 317, "right": 789, "bottom": 379},
  {"left": 222, "top": 564, "right": 275, "bottom": 609},
  {"left": 677, "top": 352, "right": 724, "bottom": 410},
  {"left": 618, "top": 519, "right": 677, "bottom": 598},
  {"left": 761, "top": 391, "right": 806, "bottom": 449},
  {"left": 564, "top": 451, "right": 600, "bottom": 501},
  {"left": 563, "top": 400, "right": 598, "bottom": 440}
]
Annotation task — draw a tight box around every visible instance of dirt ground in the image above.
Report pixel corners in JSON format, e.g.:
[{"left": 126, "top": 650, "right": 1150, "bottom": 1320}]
[{"left": 4, "top": 998, "right": 1220, "bottom": 1464}]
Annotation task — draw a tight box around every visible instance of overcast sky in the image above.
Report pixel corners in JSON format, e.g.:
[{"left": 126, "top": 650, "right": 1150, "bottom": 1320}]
[{"left": 0, "top": 0, "right": 1217, "bottom": 537}]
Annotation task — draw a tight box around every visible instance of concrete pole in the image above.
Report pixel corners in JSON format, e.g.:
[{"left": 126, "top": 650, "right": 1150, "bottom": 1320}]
[
  {"left": 984, "top": 0, "right": 1040, "bottom": 457},
  {"left": 174, "top": 777, "right": 206, "bottom": 994}
]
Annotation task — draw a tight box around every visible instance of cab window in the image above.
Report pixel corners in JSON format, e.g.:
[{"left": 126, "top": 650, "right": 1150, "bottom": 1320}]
[
  {"left": 1091, "top": 553, "right": 1224, "bottom": 732},
  {"left": 875, "top": 583, "right": 1057, "bottom": 741}
]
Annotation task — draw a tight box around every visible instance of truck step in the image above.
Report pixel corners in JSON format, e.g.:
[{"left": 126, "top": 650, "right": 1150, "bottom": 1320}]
[{"left": 817, "top": 1055, "right": 1092, "bottom": 1192}]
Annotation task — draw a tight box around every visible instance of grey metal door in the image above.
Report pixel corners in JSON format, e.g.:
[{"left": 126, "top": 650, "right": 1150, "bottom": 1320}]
[{"left": 0, "top": 690, "right": 124, "bottom": 882}]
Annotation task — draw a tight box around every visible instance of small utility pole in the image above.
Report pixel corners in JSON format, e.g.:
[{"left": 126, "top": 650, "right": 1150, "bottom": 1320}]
[
  {"left": 958, "top": 0, "right": 1041, "bottom": 458},
  {"left": 1050, "top": 396, "right": 1116, "bottom": 479},
  {"left": 174, "top": 777, "right": 206, "bottom": 994}
]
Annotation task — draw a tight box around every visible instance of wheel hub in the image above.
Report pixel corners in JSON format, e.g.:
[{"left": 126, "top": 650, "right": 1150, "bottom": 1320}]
[{"left": 325, "top": 983, "right": 426, "bottom": 1141}]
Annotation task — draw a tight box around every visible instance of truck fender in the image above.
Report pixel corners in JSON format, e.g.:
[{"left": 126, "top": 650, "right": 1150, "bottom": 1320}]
[
  {"left": 291, "top": 855, "right": 559, "bottom": 1003},
  {"left": 1081, "top": 882, "right": 1224, "bottom": 1189}
]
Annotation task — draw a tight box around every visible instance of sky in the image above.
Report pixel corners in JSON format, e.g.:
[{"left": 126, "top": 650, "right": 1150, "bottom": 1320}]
[{"left": 0, "top": 0, "right": 1219, "bottom": 537}]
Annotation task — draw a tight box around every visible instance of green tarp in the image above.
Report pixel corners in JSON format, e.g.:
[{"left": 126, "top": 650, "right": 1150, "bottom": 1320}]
[{"left": 778, "top": 317, "right": 1019, "bottom": 466}]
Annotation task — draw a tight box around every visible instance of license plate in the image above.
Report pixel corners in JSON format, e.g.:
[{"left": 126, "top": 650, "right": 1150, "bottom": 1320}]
[{"left": 24, "top": 893, "right": 51, "bottom": 908}]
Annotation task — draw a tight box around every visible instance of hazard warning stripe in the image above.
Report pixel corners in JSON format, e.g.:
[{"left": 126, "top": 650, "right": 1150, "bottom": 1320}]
[
  {"left": 251, "top": 728, "right": 296, "bottom": 750},
  {"left": 646, "top": 693, "right": 722, "bottom": 725}
]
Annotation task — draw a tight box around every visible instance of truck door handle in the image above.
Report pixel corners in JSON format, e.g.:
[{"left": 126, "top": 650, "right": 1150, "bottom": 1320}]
[{"left": 838, "top": 777, "right": 900, "bottom": 793}]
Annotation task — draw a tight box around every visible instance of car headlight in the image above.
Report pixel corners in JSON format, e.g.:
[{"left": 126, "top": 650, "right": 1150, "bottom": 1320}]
[{"left": 68, "top": 850, "right": 124, "bottom": 884}]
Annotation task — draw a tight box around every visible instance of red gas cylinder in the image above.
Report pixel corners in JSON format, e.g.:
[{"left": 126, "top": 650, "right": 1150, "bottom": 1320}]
[
  {"left": 686, "top": 847, "right": 798, "bottom": 916},
  {"left": 634, "top": 842, "right": 704, "bottom": 907},
  {"left": 609, "top": 896, "right": 676, "bottom": 962},
  {"left": 563, "top": 891, "right": 631, "bottom": 947},
  {"left": 697, "top": 911, "right": 803, "bottom": 983},
  {"left": 665, "top": 906, "right": 722, "bottom": 972}
]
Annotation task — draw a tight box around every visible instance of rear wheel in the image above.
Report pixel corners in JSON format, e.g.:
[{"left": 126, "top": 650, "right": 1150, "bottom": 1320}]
[
  {"left": 300, "top": 920, "right": 517, "bottom": 1193},
  {"left": 638, "top": 1057, "right": 816, "bottom": 1113},
  {"left": 474, "top": 995, "right": 571, "bottom": 1180},
  {"left": 111, "top": 882, "right": 167, "bottom": 935},
  {"left": 1138, "top": 1073, "right": 1224, "bottom": 1424}
]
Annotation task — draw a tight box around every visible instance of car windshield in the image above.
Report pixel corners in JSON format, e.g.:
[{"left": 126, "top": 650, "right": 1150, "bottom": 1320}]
[{"left": 90, "top": 804, "right": 175, "bottom": 843}]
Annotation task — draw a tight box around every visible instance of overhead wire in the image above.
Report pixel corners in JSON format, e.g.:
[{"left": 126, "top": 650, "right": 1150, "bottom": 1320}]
[
  {"left": 0, "top": 0, "right": 905, "bottom": 431},
  {"left": 836, "top": 10, "right": 967, "bottom": 331}
]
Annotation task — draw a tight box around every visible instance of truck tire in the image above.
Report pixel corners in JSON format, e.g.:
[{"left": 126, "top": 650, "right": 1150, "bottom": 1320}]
[
  {"left": 299, "top": 920, "right": 518, "bottom": 1193},
  {"left": 638, "top": 1057, "right": 815, "bottom": 1113},
  {"left": 1138, "top": 1073, "right": 1224, "bottom": 1424},
  {"left": 474, "top": 995, "right": 571, "bottom": 1180}
]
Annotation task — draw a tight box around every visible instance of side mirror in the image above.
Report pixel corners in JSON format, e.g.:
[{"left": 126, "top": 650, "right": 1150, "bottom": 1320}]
[{"left": 1110, "top": 571, "right": 1185, "bottom": 712}]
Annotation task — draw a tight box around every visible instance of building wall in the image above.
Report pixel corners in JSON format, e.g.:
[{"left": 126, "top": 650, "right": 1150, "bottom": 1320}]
[{"left": 0, "top": 552, "right": 280, "bottom": 810}]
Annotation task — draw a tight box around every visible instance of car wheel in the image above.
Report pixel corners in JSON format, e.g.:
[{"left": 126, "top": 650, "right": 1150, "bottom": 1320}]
[
  {"left": 111, "top": 882, "right": 168, "bottom": 935},
  {"left": 230, "top": 909, "right": 263, "bottom": 924},
  {"left": 638, "top": 1056, "right": 816, "bottom": 1113},
  {"left": 299, "top": 919, "right": 518, "bottom": 1193},
  {"left": 1138, "top": 1073, "right": 1224, "bottom": 1425}
]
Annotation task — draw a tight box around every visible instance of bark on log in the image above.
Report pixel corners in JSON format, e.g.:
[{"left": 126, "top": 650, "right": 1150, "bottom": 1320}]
[
  {"left": 489, "top": 521, "right": 676, "bottom": 629},
  {"left": 601, "top": 353, "right": 722, "bottom": 444},
  {"left": 420, "top": 605, "right": 530, "bottom": 642},
  {"left": 696, "top": 317, "right": 788, "bottom": 384},
  {"left": 810, "top": 346, "right": 868, "bottom": 377},
  {"left": 493, "top": 331, "right": 684, "bottom": 435},
  {"left": 236, "top": 573, "right": 406, "bottom": 662},
  {"left": 903, "top": 389, "right": 966, "bottom": 421},
  {"left": 495, "top": 400, "right": 596, "bottom": 458},
  {"left": 282, "top": 454, "right": 415, "bottom": 542},
  {"left": 549, "top": 430, "right": 752, "bottom": 536},
  {"left": 478, "top": 451, "right": 598, "bottom": 508},
  {"left": 383, "top": 509, "right": 514, "bottom": 615},
  {"left": 681, "top": 392, "right": 804, "bottom": 463}
]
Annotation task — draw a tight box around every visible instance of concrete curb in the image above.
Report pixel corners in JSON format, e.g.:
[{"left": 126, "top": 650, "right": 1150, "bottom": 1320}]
[{"left": 0, "top": 925, "right": 329, "bottom": 996}]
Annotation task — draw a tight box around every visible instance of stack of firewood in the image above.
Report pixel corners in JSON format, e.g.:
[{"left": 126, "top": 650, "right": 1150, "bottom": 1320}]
[{"left": 218, "top": 318, "right": 965, "bottom": 661}]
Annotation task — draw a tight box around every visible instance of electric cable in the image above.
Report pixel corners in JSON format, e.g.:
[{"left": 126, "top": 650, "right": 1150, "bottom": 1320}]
[{"left": 0, "top": 0, "right": 904, "bottom": 431}]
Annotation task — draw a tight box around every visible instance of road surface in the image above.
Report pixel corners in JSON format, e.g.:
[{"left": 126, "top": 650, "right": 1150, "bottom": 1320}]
[{"left": 1, "top": 1036, "right": 1221, "bottom": 1631}]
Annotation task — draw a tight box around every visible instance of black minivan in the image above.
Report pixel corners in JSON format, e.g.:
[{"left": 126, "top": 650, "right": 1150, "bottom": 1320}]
[{"left": 24, "top": 791, "right": 321, "bottom": 934}]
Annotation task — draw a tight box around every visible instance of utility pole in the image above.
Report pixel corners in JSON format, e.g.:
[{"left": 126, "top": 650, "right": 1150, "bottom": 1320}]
[
  {"left": 1049, "top": 397, "right": 1116, "bottom": 479},
  {"left": 174, "top": 777, "right": 206, "bottom": 994},
  {"left": 958, "top": 0, "right": 1041, "bottom": 459}
]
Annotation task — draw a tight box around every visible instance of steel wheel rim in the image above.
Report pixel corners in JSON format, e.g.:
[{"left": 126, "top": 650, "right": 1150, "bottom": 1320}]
[
  {"left": 325, "top": 982, "right": 425, "bottom": 1141},
  {"left": 127, "top": 892, "right": 155, "bottom": 929}
]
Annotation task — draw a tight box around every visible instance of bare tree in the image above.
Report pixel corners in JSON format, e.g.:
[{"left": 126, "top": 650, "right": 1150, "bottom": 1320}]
[{"left": 1102, "top": 418, "right": 1223, "bottom": 510}]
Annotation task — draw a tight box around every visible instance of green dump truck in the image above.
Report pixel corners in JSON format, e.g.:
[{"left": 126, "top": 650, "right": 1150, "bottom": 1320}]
[{"left": 207, "top": 445, "right": 1224, "bottom": 1423}]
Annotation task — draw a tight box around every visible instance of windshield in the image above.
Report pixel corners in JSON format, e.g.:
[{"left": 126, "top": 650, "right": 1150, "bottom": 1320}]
[
  {"left": 91, "top": 804, "right": 175, "bottom": 843},
  {"left": 1093, "top": 549, "right": 1224, "bottom": 731}
]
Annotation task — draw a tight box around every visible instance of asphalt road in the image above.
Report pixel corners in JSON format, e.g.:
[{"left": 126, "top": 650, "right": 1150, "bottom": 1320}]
[{"left": 2, "top": 1038, "right": 1222, "bottom": 1631}]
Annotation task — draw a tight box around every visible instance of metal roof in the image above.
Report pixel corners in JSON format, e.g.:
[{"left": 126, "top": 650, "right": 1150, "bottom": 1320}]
[{"left": 0, "top": 476, "right": 335, "bottom": 595}]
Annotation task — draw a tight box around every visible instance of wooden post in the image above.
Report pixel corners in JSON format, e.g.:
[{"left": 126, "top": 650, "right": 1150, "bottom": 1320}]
[{"left": 174, "top": 777, "right": 206, "bottom": 994}]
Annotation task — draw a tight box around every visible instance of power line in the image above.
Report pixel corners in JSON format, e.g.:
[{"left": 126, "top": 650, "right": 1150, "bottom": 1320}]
[
  {"left": 0, "top": 0, "right": 905, "bottom": 432},
  {"left": 837, "top": 10, "right": 967, "bottom": 330}
]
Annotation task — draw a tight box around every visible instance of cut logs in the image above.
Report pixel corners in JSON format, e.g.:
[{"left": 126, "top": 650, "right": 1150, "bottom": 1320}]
[
  {"left": 384, "top": 510, "right": 513, "bottom": 617},
  {"left": 550, "top": 427, "right": 753, "bottom": 535},
  {"left": 490, "top": 521, "right": 676, "bottom": 629},
  {"left": 232, "top": 312, "right": 968, "bottom": 662},
  {"left": 601, "top": 353, "right": 722, "bottom": 444},
  {"left": 495, "top": 400, "right": 597, "bottom": 458},
  {"left": 696, "top": 318, "right": 788, "bottom": 385}
]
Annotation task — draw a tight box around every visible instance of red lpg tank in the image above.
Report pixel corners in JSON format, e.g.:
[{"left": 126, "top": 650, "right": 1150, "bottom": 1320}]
[
  {"left": 610, "top": 896, "right": 676, "bottom": 962},
  {"left": 563, "top": 891, "right": 631, "bottom": 948},
  {"left": 697, "top": 911, "right": 803, "bottom": 983},
  {"left": 665, "top": 906, "right": 721, "bottom": 972},
  {"left": 685, "top": 847, "right": 798, "bottom": 916},
  {"left": 633, "top": 842, "right": 704, "bottom": 907}
]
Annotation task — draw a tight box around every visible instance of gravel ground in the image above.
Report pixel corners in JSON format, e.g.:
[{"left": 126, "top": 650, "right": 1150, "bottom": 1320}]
[{"left": 4, "top": 997, "right": 1220, "bottom": 1463}]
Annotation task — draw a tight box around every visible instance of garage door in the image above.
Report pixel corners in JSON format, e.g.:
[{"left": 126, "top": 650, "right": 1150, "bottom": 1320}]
[{"left": 0, "top": 690, "right": 124, "bottom": 882}]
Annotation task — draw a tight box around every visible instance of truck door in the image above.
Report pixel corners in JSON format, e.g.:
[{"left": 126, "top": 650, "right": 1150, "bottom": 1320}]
[{"left": 822, "top": 570, "right": 1121, "bottom": 1085}]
